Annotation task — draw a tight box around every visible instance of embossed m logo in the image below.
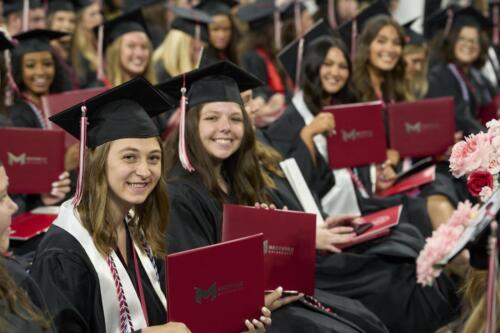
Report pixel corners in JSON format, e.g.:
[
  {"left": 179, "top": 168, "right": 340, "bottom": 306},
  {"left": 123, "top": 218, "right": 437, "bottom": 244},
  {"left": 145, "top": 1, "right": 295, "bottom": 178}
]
[
  {"left": 405, "top": 122, "right": 422, "bottom": 134},
  {"left": 195, "top": 283, "right": 217, "bottom": 304},
  {"left": 7, "top": 152, "right": 26, "bottom": 166},
  {"left": 341, "top": 129, "right": 357, "bottom": 141}
]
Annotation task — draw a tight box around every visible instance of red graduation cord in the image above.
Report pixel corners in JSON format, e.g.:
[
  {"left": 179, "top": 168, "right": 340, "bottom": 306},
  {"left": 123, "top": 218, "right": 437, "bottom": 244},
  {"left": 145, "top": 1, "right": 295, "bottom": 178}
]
[
  {"left": 327, "top": 0, "right": 337, "bottom": 29},
  {"left": 72, "top": 105, "right": 88, "bottom": 206},
  {"left": 178, "top": 74, "right": 195, "bottom": 172}
]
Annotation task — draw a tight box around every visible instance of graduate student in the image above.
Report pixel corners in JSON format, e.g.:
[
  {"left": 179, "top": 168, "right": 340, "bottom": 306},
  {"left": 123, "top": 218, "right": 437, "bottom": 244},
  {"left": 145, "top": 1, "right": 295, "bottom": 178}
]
[
  {"left": 0, "top": 159, "right": 56, "bottom": 333},
  {"left": 427, "top": 6, "right": 496, "bottom": 136},
  {"left": 3, "top": 0, "right": 46, "bottom": 36},
  {"left": 101, "top": 9, "right": 157, "bottom": 87}
]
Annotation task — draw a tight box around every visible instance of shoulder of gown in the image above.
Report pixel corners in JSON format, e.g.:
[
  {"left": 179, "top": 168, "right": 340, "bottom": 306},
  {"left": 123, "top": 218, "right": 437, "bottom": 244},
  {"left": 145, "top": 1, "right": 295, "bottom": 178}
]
[{"left": 8, "top": 100, "right": 42, "bottom": 128}]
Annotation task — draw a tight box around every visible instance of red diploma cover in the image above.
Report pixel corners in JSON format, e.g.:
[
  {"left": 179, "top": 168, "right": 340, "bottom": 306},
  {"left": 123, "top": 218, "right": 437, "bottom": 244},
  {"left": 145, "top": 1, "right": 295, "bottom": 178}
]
[
  {"left": 0, "top": 128, "right": 64, "bottom": 193},
  {"left": 41, "top": 87, "right": 108, "bottom": 148},
  {"left": 222, "top": 204, "right": 316, "bottom": 295},
  {"left": 166, "top": 234, "right": 264, "bottom": 333},
  {"left": 337, "top": 205, "right": 403, "bottom": 249},
  {"left": 323, "top": 101, "right": 387, "bottom": 168},
  {"left": 387, "top": 97, "right": 455, "bottom": 158},
  {"left": 378, "top": 165, "right": 436, "bottom": 197},
  {"left": 10, "top": 213, "right": 57, "bottom": 241}
]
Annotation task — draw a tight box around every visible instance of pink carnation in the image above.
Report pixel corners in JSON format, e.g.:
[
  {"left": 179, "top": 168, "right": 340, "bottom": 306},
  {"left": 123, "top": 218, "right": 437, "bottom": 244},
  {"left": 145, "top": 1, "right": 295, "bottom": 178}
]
[
  {"left": 449, "top": 133, "right": 494, "bottom": 177},
  {"left": 416, "top": 201, "right": 479, "bottom": 286},
  {"left": 486, "top": 119, "right": 500, "bottom": 136}
]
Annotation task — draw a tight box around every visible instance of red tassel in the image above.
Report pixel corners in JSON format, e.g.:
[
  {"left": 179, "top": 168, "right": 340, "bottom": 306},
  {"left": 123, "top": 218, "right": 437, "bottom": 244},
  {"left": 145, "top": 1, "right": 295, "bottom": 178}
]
[
  {"left": 444, "top": 8, "right": 454, "bottom": 38},
  {"left": 486, "top": 220, "right": 498, "bottom": 333},
  {"left": 327, "top": 0, "right": 337, "bottom": 29},
  {"left": 178, "top": 75, "right": 195, "bottom": 172},
  {"left": 72, "top": 105, "right": 88, "bottom": 206},
  {"left": 351, "top": 19, "right": 357, "bottom": 63},
  {"left": 97, "top": 25, "right": 105, "bottom": 81},
  {"left": 295, "top": 37, "right": 304, "bottom": 90},
  {"left": 22, "top": 0, "right": 29, "bottom": 32},
  {"left": 493, "top": 5, "right": 499, "bottom": 46}
]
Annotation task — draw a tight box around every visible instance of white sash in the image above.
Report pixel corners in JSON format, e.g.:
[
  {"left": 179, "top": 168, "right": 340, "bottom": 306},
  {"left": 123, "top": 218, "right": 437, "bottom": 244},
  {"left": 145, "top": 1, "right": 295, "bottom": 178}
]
[
  {"left": 53, "top": 200, "right": 166, "bottom": 333},
  {"left": 292, "top": 92, "right": 361, "bottom": 215}
]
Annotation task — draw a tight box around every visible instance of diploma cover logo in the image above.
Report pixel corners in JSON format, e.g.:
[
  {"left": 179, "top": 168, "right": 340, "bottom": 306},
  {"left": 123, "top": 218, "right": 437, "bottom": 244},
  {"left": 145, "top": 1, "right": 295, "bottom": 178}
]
[
  {"left": 341, "top": 129, "right": 373, "bottom": 142},
  {"left": 404, "top": 122, "right": 440, "bottom": 134},
  {"left": 7, "top": 152, "right": 48, "bottom": 166},
  {"left": 194, "top": 281, "right": 244, "bottom": 304}
]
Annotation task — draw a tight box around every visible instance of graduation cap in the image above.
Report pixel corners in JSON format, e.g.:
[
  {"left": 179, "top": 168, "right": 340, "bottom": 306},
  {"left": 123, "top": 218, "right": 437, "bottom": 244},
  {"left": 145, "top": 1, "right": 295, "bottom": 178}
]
[
  {"left": 50, "top": 77, "right": 172, "bottom": 205},
  {"left": 47, "top": 0, "right": 78, "bottom": 14},
  {"left": 98, "top": 9, "right": 149, "bottom": 51},
  {"left": 278, "top": 19, "right": 332, "bottom": 85},
  {"left": 12, "top": 29, "right": 68, "bottom": 56},
  {"left": 3, "top": 0, "right": 43, "bottom": 17},
  {"left": 402, "top": 18, "right": 426, "bottom": 46},
  {"left": 121, "top": 0, "right": 165, "bottom": 13},
  {"left": 425, "top": 5, "right": 492, "bottom": 38},
  {"left": 0, "top": 32, "right": 15, "bottom": 51},
  {"left": 155, "top": 60, "right": 263, "bottom": 172},
  {"left": 237, "top": 0, "right": 276, "bottom": 30},
  {"left": 195, "top": 0, "right": 239, "bottom": 16},
  {"left": 169, "top": 5, "right": 212, "bottom": 43},
  {"left": 337, "top": 0, "right": 391, "bottom": 57}
]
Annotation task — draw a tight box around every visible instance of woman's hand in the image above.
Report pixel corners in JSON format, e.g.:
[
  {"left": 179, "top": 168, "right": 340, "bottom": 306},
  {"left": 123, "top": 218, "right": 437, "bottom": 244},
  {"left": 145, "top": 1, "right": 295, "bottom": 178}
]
[
  {"left": 375, "top": 161, "right": 397, "bottom": 193},
  {"left": 301, "top": 112, "right": 335, "bottom": 138},
  {"left": 141, "top": 322, "right": 191, "bottom": 333},
  {"left": 264, "top": 286, "right": 303, "bottom": 311},
  {"left": 316, "top": 223, "right": 355, "bottom": 253},
  {"left": 242, "top": 306, "right": 272, "bottom": 333},
  {"left": 41, "top": 171, "right": 71, "bottom": 206}
]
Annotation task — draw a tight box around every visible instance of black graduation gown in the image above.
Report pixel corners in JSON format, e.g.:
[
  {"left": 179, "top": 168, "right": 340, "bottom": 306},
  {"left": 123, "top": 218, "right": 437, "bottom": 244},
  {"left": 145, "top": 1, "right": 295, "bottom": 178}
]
[
  {"left": 9, "top": 99, "right": 44, "bottom": 128},
  {"left": 0, "top": 113, "right": 12, "bottom": 127},
  {"left": 2, "top": 256, "right": 57, "bottom": 333},
  {"left": 166, "top": 164, "right": 389, "bottom": 333},
  {"left": 154, "top": 62, "right": 172, "bottom": 84},
  {"left": 264, "top": 103, "right": 461, "bottom": 332},
  {"left": 427, "top": 62, "right": 488, "bottom": 136},
  {"left": 30, "top": 225, "right": 166, "bottom": 333}
]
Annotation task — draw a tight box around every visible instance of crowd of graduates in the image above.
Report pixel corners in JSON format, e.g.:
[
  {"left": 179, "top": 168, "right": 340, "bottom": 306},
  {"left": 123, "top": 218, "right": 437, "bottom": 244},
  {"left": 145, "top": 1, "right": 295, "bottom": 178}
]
[{"left": 1, "top": 0, "right": 500, "bottom": 332}]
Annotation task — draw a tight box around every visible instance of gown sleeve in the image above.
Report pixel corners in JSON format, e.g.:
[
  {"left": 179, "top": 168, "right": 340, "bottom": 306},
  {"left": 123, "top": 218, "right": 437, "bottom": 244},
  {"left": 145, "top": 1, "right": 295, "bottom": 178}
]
[{"left": 9, "top": 101, "right": 43, "bottom": 128}]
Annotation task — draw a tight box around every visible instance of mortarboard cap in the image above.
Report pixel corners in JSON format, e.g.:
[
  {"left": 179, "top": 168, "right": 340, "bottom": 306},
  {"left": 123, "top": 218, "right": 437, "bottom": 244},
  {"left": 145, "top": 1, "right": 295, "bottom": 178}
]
[
  {"left": 97, "top": 9, "right": 150, "bottom": 51},
  {"left": 156, "top": 60, "right": 263, "bottom": 109},
  {"left": 278, "top": 19, "right": 333, "bottom": 84},
  {"left": 49, "top": 77, "right": 172, "bottom": 149},
  {"left": 3, "top": 0, "right": 43, "bottom": 17},
  {"left": 12, "top": 29, "right": 68, "bottom": 56},
  {"left": 237, "top": 0, "right": 276, "bottom": 30},
  {"left": 402, "top": 18, "right": 426, "bottom": 46},
  {"left": 425, "top": 5, "right": 492, "bottom": 37},
  {"left": 169, "top": 5, "right": 212, "bottom": 43},
  {"left": 337, "top": 0, "right": 390, "bottom": 55},
  {"left": 195, "top": 0, "right": 239, "bottom": 16},
  {"left": 0, "top": 32, "right": 15, "bottom": 51},
  {"left": 47, "top": 0, "right": 78, "bottom": 14},
  {"left": 122, "top": 0, "right": 165, "bottom": 13}
]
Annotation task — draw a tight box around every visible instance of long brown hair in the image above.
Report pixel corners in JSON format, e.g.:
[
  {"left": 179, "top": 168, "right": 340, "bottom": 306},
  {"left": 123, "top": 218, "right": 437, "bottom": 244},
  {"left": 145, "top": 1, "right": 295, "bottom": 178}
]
[
  {"left": 164, "top": 103, "right": 271, "bottom": 205},
  {"left": 77, "top": 137, "right": 169, "bottom": 257},
  {"left": 71, "top": 9, "right": 98, "bottom": 81},
  {"left": 0, "top": 259, "right": 51, "bottom": 332},
  {"left": 352, "top": 15, "right": 413, "bottom": 102}
]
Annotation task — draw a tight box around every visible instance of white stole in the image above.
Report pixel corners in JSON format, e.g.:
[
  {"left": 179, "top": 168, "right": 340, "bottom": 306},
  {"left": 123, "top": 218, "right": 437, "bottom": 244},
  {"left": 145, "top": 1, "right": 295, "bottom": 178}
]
[
  {"left": 53, "top": 200, "right": 167, "bottom": 333},
  {"left": 292, "top": 92, "right": 361, "bottom": 216}
]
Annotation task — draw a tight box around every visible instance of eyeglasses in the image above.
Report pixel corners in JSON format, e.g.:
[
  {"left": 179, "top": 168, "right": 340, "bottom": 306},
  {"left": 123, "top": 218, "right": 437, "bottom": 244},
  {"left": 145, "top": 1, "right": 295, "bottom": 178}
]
[{"left": 457, "top": 36, "right": 480, "bottom": 46}]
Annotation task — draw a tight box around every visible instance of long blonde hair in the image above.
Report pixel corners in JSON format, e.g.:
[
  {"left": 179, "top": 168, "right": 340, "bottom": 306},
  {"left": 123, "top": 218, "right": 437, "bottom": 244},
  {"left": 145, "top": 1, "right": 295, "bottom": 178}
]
[
  {"left": 71, "top": 9, "right": 98, "bottom": 80},
  {"left": 105, "top": 34, "right": 156, "bottom": 87},
  {"left": 153, "top": 29, "right": 196, "bottom": 78},
  {"left": 77, "top": 137, "right": 169, "bottom": 257},
  {"left": 403, "top": 44, "right": 429, "bottom": 99}
]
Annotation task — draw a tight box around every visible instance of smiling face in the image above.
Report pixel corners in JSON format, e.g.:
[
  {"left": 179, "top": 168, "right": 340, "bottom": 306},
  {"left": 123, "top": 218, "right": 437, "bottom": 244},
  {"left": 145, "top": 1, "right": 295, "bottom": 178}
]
[
  {"left": 50, "top": 10, "right": 76, "bottom": 43},
  {"left": 81, "top": 3, "right": 103, "bottom": 31},
  {"left": 320, "top": 47, "right": 350, "bottom": 95},
  {"left": 404, "top": 49, "right": 426, "bottom": 80},
  {"left": 368, "top": 24, "right": 402, "bottom": 72},
  {"left": 198, "top": 101, "right": 244, "bottom": 164},
  {"left": 119, "top": 32, "right": 151, "bottom": 78},
  {"left": 454, "top": 26, "right": 481, "bottom": 66},
  {"left": 105, "top": 138, "right": 162, "bottom": 212},
  {"left": 0, "top": 166, "right": 18, "bottom": 254},
  {"left": 208, "top": 15, "right": 232, "bottom": 51},
  {"left": 22, "top": 51, "right": 55, "bottom": 96}
]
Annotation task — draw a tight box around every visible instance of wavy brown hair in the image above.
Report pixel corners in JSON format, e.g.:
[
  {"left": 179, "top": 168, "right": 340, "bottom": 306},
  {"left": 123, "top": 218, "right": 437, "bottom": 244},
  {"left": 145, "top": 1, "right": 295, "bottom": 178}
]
[
  {"left": 77, "top": 137, "right": 169, "bottom": 257},
  {"left": 165, "top": 103, "right": 271, "bottom": 205},
  {"left": 441, "top": 25, "right": 489, "bottom": 69},
  {"left": 352, "top": 15, "right": 413, "bottom": 102}
]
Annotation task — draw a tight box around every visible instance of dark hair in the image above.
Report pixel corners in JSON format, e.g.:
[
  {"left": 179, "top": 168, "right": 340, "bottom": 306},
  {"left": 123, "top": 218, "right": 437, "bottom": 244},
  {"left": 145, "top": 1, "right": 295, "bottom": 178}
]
[
  {"left": 352, "top": 15, "right": 412, "bottom": 102},
  {"left": 441, "top": 25, "right": 489, "bottom": 68},
  {"left": 11, "top": 50, "right": 67, "bottom": 95},
  {"left": 206, "top": 13, "right": 239, "bottom": 64},
  {"left": 238, "top": 23, "right": 276, "bottom": 63},
  {"left": 164, "top": 103, "right": 271, "bottom": 206},
  {"left": 301, "top": 36, "right": 354, "bottom": 115}
]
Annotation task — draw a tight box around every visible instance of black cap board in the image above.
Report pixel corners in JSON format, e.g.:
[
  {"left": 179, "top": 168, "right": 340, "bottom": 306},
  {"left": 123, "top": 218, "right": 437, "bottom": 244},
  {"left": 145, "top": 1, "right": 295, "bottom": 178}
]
[
  {"left": 97, "top": 9, "right": 149, "bottom": 51},
  {"left": 337, "top": 0, "right": 391, "bottom": 53},
  {"left": 169, "top": 5, "right": 212, "bottom": 43},
  {"left": 4, "top": 0, "right": 43, "bottom": 17},
  {"left": 237, "top": 0, "right": 275, "bottom": 30},
  {"left": 49, "top": 77, "right": 172, "bottom": 148},
  {"left": 156, "top": 60, "right": 264, "bottom": 109},
  {"left": 425, "top": 5, "right": 492, "bottom": 36},
  {"left": 47, "top": 0, "right": 78, "bottom": 14},
  {"left": 0, "top": 32, "right": 15, "bottom": 51},
  {"left": 12, "top": 29, "right": 68, "bottom": 56},
  {"left": 402, "top": 18, "right": 426, "bottom": 46},
  {"left": 278, "top": 19, "right": 333, "bottom": 84},
  {"left": 195, "top": 0, "right": 239, "bottom": 16},
  {"left": 122, "top": 0, "right": 165, "bottom": 13}
]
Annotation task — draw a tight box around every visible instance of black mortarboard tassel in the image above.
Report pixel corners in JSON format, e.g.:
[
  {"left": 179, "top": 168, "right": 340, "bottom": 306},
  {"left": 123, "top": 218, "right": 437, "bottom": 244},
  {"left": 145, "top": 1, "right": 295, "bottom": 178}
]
[
  {"left": 49, "top": 77, "right": 173, "bottom": 205},
  {"left": 155, "top": 60, "right": 263, "bottom": 172}
]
